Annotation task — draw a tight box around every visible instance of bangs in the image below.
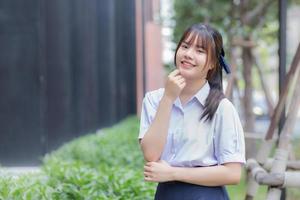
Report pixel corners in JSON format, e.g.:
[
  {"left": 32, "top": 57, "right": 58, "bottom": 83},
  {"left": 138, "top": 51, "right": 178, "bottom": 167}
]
[{"left": 183, "top": 30, "right": 212, "bottom": 53}]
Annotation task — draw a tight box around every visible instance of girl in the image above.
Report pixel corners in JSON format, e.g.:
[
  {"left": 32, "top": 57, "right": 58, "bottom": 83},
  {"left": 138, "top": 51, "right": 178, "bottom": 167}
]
[{"left": 138, "top": 23, "right": 245, "bottom": 200}]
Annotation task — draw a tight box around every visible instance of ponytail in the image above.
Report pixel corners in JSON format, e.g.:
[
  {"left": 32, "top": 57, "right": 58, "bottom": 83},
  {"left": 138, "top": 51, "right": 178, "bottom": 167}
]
[
  {"left": 200, "top": 25, "right": 230, "bottom": 122},
  {"left": 201, "top": 57, "right": 225, "bottom": 121}
]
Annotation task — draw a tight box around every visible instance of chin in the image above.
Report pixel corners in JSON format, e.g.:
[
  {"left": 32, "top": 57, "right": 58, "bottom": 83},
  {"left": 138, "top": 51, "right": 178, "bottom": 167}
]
[{"left": 179, "top": 68, "right": 194, "bottom": 78}]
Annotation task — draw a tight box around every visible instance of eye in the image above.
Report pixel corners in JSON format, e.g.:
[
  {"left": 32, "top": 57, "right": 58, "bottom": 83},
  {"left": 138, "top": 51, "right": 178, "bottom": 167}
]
[
  {"left": 181, "top": 44, "right": 189, "bottom": 49},
  {"left": 197, "top": 49, "right": 205, "bottom": 53}
]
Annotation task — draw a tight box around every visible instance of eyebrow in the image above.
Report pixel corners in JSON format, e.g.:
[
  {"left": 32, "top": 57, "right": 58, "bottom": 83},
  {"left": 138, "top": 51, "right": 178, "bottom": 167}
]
[{"left": 182, "top": 41, "right": 205, "bottom": 49}]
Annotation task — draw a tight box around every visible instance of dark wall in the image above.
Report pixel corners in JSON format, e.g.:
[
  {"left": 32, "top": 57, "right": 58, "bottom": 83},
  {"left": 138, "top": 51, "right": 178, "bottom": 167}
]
[{"left": 0, "top": 0, "right": 136, "bottom": 166}]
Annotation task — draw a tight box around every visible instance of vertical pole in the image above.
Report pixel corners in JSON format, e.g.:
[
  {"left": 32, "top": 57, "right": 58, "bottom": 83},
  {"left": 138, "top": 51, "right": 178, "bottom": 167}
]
[
  {"left": 142, "top": 0, "right": 146, "bottom": 95},
  {"left": 278, "top": 0, "right": 287, "bottom": 199},
  {"left": 38, "top": 0, "right": 47, "bottom": 155}
]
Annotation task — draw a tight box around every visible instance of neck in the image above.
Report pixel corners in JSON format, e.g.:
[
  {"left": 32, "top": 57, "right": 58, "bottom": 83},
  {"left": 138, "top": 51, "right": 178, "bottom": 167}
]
[
  {"left": 179, "top": 79, "right": 207, "bottom": 106},
  {"left": 181, "top": 78, "right": 207, "bottom": 97}
]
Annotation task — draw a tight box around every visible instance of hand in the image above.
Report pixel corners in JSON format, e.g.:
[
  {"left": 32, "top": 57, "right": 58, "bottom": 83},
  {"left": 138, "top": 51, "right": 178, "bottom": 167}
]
[
  {"left": 164, "top": 69, "right": 186, "bottom": 102},
  {"left": 144, "top": 160, "right": 174, "bottom": 182}
]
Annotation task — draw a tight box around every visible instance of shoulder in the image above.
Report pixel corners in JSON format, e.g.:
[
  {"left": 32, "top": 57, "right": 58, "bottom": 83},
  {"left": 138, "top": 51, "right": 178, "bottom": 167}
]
[
  {"left": 143, "top": 88, "right": 165, "bottom": 108},
  {"left": 216, "top": 98, "right": 238, "bottom": 115},
  {"left": 214, "top": 98, "right": 244, "bottom": 134}
]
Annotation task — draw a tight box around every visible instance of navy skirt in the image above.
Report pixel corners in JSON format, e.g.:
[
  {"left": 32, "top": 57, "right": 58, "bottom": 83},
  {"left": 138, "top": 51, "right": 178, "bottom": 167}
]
[{"left": 154, "top": 181, "right": 230, "bottom": 200}]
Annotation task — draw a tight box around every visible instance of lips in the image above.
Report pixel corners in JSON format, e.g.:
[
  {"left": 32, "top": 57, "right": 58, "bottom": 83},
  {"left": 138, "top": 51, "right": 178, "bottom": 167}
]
[{"left": 181, "top": 60, "right": 196, "bottom": 68}]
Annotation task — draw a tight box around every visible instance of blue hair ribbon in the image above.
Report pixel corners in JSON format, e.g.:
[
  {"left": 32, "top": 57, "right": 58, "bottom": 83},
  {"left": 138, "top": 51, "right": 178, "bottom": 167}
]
[{"left": 220, "top": 48, "right": 231, "bottom": 74}]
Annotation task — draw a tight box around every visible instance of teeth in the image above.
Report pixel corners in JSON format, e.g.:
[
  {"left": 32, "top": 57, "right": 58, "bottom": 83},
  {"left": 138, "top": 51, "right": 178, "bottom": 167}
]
[{"left": 182, "top": 61, "right": 194, "bottom": 67}]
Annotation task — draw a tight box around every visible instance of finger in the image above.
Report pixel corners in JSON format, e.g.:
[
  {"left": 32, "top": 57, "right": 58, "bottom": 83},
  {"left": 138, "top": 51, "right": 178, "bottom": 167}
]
[
  {"left": 179, "top": 81, "right": 186, "bottom": 86},
  {"left": 169, "top": 76, "right": 184, "bottom": 85},
  {"left": 168, "top": 69, "right": 180, "bottom": 77},
  {"left": 144, "top": 171, "right": 152, "bottom": 177},
  {"left": 172, "top": 75, "right": 184, "bottom": 81},
  {"left": 178, "top": 79, "right": 186, "bottom": 85},
  {"left": 144, "top": 165, "right": 152, "bottom": 172},
  {"left": 174, "top": 73, "right": 184, "bottom": 78},
  {"left": 179, "top": 82, "right": 186, "bottom": 89},
  {"left": 146, "top": 162, "right": 156, "bottom": 166},
  {"left": 144, "top": 176, "right": 156, "bottom": 182},
  {"left": 176, "top": 77, "right": 185, "bottom": 83},
  {"left": 144, "top": 176, "right": 151, "bottom": 182},
  {"left": 173, "top": 74, "right": 185, "bottom": 80},
  {"left": 175, "top": 77, "right": 185, "bottom": 84}
]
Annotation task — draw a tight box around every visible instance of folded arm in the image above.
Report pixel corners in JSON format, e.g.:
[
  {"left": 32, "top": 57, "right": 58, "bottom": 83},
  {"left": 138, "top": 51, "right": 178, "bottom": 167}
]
[{"left": 144, "top": 161, "right": 242, "bottom": 186}]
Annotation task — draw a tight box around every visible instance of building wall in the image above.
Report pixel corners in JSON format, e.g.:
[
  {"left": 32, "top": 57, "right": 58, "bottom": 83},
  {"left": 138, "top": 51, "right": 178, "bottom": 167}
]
[
  {"left": 0, "top": 0, "right": 136, "bottom": 166},
  {"left": 135, "top": 0, "right": 164, "bottom": 115}
]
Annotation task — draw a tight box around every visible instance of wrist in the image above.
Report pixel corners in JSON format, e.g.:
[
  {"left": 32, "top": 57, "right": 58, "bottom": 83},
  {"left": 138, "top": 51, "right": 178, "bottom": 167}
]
[
  {"left": 162, "top": 93, "right": 176, "bottom": 104},
  {"left": 170, "top": 166, "right": 180, "bottom": 181}
]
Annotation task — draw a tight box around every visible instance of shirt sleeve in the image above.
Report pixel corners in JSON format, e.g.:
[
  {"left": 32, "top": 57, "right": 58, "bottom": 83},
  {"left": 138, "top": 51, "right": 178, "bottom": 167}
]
[
  {"left": 138, "top": 92, "right": 157, "bottom": 139},
  {"left": 214, "top": 99, "right": 246, "bottom": 165}
]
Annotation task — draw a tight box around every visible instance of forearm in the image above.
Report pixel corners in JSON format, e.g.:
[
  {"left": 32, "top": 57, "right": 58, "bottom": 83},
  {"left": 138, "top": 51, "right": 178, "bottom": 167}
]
[
  {"left": 140, "top": 95, "right": 173, "bottom": 162},
  {"left": 171, "top": 163, "right": 242, "bottom": 186}
]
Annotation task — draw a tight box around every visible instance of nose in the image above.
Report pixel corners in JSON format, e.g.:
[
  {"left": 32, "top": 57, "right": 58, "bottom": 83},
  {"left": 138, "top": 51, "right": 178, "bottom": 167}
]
[{"left": 184, "top": 48, "right": 193, "bottom": 60}]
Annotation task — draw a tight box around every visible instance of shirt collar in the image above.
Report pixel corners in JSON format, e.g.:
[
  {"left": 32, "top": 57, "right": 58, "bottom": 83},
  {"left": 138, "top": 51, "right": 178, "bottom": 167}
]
[
  {"left": 173, "top": 81, "right": 210, "bottom": 108},
  {"left": 194, "top": 81, "right": 210, "bottom": 106}
]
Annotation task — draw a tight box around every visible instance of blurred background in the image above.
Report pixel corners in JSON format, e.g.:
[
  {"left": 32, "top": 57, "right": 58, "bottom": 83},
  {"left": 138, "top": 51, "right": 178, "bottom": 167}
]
[
  {"left": 1, "top": 0, "right": 300, "bottom": 199},
  {"left": 0, "top": 0, "right": 139, "bottom": 166},
  {"left": 0, "top": 0, "right": 299, "bottom": 167}
]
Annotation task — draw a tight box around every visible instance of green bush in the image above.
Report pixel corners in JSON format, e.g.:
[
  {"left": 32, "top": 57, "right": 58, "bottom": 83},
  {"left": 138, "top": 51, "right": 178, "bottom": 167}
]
[
  {"left": 0, "top": 116, "right": 156, "bottom": 200},
  {"left": 44, "top": 116, "right": 143, "bottom": 169}
]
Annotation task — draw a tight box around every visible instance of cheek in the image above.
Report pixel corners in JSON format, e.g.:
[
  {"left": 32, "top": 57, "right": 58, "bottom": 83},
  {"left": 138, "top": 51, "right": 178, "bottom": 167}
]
[
  {"left": 175, "top": 52, "right": 181, "bottom": 67},
  {"left": 197, "top": 56, "right": 209, "bottom": 70},
  {"left": 198, "top": 54, "right": 207, "bottom": 63}
]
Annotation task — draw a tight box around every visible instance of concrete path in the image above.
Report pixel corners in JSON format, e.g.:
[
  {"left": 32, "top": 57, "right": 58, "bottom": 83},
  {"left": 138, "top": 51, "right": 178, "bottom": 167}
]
[{"left": 0, "top": 167, "right": 41, "bottom": 178}]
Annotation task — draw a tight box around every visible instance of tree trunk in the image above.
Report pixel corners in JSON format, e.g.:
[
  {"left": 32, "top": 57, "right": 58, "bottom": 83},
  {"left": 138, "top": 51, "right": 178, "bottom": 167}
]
[
  {"left": 225, "top": 45, "right": 238, "bottom": 101},
  {"left": 242, "top": 43, "right": 256, "bottom": 159},
  {"left": 242, "top": 45, "right": 255, "bottom": 132},
  {"left": 252, "top": 50, "right": 274, "bottom": 117}
]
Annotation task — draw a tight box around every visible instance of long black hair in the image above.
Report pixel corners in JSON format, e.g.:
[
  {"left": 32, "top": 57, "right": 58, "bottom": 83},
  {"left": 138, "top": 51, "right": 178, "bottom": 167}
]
[{"left": 174, "top": 23, "right": 226, "bottom": 121}]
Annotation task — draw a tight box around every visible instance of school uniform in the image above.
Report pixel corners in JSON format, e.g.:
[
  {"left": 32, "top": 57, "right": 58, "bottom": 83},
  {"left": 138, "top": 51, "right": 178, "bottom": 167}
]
[{"left": 138, "top": 82, "right": 246, "bottom": 200}]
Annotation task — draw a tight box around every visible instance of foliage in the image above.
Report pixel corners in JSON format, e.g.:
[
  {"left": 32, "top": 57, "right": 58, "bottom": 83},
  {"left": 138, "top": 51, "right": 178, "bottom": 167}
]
[
  {"left": 172, "top": 0, "right": 231, "bottom": 44},
  {"left": 43, "top": 116, "right": 143, "bottom": 169},
  {"left": 0, "top": 116, "right": 156, "bottom": 200},
  {"left": 1, "top": 116, "right": 300, "bottom": 199},
  {"left": 172, "top": 0, "right": 279, "bottom": 52}
]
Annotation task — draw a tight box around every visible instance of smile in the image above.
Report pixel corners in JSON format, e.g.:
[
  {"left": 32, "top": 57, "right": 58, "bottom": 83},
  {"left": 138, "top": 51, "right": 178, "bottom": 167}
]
[{"left": 181, "top": 60, "right": 196, "bottom": 68}]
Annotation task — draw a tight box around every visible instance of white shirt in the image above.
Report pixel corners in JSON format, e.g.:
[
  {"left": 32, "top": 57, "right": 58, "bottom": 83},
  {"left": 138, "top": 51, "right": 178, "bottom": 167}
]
[{"left": 138, "top": 82, "right": 246, "bottom": 167}]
